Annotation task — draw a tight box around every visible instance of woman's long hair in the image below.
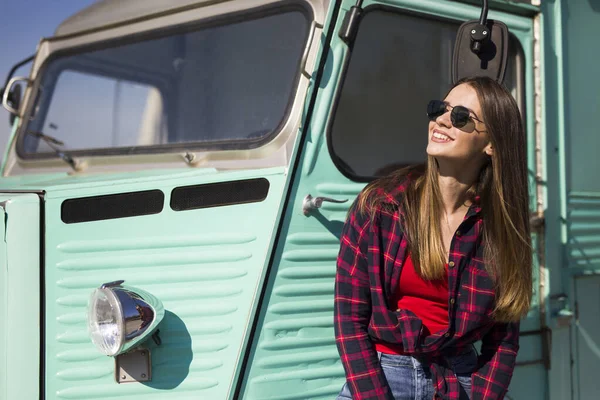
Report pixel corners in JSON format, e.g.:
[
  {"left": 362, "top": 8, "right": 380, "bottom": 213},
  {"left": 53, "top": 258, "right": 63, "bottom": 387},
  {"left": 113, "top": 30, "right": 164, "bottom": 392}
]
[{"left": 357, "top": 77, "right": 532, "bottom": 322}]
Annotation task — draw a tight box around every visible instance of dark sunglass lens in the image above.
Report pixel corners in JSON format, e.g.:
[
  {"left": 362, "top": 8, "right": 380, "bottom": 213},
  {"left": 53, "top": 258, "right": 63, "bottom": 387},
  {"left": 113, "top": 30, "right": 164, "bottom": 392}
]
[
  {"left": 427, "top": 100, "right": 446, "bottom": 121},
  {"left": 451, "top": 106, "right": 471, "bottom": 128}
]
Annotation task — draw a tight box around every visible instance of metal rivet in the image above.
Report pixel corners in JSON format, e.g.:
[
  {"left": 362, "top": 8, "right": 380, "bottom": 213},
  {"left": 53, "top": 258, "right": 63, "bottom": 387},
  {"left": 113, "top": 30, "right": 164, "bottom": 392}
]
[
  {"left": 121, "top": 375, "right": 127, "bottom": 380},
  {"left": 140, "top": 351, "right": 146, "bottom": 356},
  {"left": 141, "top": 373, "right": 147, "bottom": 378},
  {"left": 471, "top": 29, "right": 476, "bottom": 34}
]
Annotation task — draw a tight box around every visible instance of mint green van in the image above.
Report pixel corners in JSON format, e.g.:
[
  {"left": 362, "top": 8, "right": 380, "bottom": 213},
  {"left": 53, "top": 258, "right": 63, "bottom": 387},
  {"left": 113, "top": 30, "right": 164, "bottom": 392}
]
[{"left": 1, "top": 0, "right": 598, "bottom": 399}]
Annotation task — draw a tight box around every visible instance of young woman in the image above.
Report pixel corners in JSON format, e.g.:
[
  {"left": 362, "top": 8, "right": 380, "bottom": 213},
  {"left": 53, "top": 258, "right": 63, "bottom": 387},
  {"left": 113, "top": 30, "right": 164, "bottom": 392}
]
[{"left": 334, "top": 76, "right": 532, "bottom": 400}]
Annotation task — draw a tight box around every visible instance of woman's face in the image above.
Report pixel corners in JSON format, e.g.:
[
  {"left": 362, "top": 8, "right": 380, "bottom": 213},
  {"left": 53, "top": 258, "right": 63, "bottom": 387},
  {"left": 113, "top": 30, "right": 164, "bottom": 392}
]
[{"left": 426, "top": 83, "right": 492, "bottom": 165}]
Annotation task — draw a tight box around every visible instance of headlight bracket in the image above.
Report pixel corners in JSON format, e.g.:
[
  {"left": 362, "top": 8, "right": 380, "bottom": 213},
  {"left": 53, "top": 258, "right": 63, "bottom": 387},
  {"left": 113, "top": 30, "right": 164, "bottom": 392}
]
[{"left": 115, "top": 347, "right": 152, "bottom": 384}]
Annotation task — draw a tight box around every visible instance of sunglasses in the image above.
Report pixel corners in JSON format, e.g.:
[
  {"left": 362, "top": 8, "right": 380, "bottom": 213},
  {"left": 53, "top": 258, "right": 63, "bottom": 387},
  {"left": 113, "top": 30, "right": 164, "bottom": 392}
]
[{"left": 427, "top": 100, "right": 485, "bottom": 133}]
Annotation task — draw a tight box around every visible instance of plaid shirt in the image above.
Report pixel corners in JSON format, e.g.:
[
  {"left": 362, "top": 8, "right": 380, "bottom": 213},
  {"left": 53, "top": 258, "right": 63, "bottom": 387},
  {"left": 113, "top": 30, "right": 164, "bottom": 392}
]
[{"left": 334, "top": 179, "right": 519, "bottom": 400}]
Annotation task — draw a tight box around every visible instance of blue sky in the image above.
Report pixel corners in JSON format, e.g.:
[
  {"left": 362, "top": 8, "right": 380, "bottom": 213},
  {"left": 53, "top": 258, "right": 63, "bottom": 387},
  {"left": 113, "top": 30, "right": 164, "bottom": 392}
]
[{"left": 0, "top": 0, "right": 96, "bottom": 155}]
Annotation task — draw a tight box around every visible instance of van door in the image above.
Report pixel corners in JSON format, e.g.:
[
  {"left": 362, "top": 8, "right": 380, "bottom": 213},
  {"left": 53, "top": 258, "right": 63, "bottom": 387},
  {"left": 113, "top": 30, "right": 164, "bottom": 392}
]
[{"left": 241, "top": 1, "right": 544, "bottom": 399}]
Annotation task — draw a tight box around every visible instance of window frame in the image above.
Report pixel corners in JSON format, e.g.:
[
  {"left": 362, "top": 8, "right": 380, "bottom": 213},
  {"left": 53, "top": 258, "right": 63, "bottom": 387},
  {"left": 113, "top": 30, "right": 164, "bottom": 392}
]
[
  {"left": 326, "top": 4, "right": 527, "bottom": 182},
  {"left": 16, "top": 2, "right": 314, "bottom": 160}
]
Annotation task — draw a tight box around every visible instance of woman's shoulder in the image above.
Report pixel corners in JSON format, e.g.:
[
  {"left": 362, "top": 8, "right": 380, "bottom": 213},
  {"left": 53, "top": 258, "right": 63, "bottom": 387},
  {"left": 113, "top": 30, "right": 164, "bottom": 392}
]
[{"left": 356, "top": 164, "right": 423, "bottom": 211}]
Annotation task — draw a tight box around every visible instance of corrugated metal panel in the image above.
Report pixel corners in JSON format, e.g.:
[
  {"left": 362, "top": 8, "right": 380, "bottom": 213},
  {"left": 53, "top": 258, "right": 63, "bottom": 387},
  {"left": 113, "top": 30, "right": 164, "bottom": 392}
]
[
  {"left": 43, "top": 170, "right": 286, "bottom": 399},
  {"left": 242, "top": 183, "right": 361, "bottom": 400},
  {"left": 567, "top": 192, "right": 600, "bottom": 270}
]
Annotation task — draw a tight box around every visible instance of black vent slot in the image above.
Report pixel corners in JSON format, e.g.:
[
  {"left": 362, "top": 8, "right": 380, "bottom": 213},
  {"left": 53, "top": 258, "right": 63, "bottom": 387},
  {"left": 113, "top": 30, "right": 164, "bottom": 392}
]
[
  {"left": 61, "top": 190, "right": 164, "bottom": 224},
  {"left": 171, "top": 178, "right": 270, "bottom": 211}
]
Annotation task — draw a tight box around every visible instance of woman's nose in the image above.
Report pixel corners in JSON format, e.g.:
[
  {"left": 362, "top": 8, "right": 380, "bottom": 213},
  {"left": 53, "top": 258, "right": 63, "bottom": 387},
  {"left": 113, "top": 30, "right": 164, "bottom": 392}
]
[{"left": 436, "top": 108, "right": 452, "bottom": 128}]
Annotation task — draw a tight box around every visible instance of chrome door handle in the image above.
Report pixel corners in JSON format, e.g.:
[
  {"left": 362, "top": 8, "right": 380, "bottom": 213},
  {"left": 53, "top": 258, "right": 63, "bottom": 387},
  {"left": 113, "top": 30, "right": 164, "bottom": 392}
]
[
  {"left": 300, "top": 21, "right": 323, "bottom": 78},
  {"left": 303, "top": 194, "right": 348, "bottom": 216}
]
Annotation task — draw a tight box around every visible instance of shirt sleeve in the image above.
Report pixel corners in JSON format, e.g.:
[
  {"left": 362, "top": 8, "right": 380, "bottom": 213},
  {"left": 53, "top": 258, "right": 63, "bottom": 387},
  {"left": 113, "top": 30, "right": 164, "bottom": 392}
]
[
  {"left": 472, "top": 320, "right": 520, "bottom": 400},
  {"left": 334, "top": 201, "right": 394, "bottom": 400}
]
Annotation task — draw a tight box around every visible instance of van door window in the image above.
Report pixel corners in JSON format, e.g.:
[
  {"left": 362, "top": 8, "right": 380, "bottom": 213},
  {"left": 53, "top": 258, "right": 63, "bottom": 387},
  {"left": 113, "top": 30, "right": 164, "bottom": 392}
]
[{"left": 329, "top": 8, "right": 524, "bottom": 179}]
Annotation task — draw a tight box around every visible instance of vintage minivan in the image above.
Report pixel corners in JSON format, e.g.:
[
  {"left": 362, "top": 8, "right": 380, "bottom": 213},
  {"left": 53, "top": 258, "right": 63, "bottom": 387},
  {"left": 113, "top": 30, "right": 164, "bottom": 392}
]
[{"left": 0, "top": 0, "right": 598, "bottom": 399}]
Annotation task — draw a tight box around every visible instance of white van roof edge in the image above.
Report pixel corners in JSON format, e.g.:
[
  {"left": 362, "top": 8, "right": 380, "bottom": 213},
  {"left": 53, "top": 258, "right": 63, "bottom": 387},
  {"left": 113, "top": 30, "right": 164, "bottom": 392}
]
[{"left": 54, "top": 0, "right": 229, "bottom": 37}]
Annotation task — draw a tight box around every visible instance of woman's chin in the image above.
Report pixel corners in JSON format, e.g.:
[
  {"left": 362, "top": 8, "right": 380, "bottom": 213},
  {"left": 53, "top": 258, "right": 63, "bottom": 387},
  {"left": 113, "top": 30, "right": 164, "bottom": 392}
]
[{"left": 426, "top": 142, "right": 451, "bottom": 158}]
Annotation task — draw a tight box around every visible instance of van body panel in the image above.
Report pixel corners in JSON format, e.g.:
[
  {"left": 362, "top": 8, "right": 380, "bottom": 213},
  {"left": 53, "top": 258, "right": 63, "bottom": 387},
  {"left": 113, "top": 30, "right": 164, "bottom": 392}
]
[
  {"left": 39, "top": 167, "right": 288, "bottom": 399},
  {"left": 0, "top": 194, "right": 41, "bottom": 400},
  {"left": 559, "top": 1, "right": 600, "bottom": 399}
]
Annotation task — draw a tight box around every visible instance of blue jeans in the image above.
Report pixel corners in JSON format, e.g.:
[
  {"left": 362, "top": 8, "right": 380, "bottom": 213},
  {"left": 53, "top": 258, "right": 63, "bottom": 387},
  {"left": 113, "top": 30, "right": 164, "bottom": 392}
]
[{"left": 337, "top": 352, "right": 473, "bottom": 400}]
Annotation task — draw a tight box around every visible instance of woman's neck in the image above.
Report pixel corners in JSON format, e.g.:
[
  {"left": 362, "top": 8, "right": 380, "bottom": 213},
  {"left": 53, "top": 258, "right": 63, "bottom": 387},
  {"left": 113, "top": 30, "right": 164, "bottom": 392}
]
[{"left": 435, "top": 162, "right": 480, "bottom": 215}]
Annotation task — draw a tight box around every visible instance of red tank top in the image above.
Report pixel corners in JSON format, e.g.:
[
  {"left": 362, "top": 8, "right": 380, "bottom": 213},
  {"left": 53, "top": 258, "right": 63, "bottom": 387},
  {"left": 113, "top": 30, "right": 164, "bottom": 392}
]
[{"left": 375, "top": 253, "right": 449, "bottom": 354}]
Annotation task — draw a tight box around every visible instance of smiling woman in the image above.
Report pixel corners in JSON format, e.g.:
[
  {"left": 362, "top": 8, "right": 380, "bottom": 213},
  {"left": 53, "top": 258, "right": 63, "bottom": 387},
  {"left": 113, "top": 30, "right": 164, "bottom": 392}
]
[
  {"left": 335, "top": 76, "right": 532, "bottom": 400},
  {"left": 426, "top": 83, "right": 493, "bottom": 167}
]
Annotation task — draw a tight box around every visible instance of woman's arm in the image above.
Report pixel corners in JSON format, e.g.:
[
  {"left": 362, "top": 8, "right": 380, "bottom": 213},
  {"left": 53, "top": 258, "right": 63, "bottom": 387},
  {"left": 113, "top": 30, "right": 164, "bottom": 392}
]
[
  {"left": 334, "top": 202, "right": 394, "bottom": 400},
  {"left": 471, "top": 321, "right": 520, "bottom": 400}
]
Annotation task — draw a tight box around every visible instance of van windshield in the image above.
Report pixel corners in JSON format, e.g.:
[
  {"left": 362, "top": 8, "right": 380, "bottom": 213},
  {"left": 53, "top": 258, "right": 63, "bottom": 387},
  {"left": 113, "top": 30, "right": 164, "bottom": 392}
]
[{"left": 21, "top": 9, "right": 309, "bottom": 156}]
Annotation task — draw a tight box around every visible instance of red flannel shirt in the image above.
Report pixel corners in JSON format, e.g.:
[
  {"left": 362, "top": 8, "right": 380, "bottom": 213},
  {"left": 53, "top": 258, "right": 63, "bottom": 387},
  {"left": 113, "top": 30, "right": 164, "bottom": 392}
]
[{"left": 334, "top": 179, "right": 520, "bottom": 400}]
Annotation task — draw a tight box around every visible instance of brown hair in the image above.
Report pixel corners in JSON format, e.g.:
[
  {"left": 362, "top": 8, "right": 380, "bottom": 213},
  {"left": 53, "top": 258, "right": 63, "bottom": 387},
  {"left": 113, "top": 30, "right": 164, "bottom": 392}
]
[{"left": 357, "top": 77, "right": 532, "bottom": 322}]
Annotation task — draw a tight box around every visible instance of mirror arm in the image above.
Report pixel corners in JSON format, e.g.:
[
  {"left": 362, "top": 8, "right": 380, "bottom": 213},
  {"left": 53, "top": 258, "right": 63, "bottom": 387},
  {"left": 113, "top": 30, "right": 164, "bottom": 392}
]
[
  {"left": 470, "top": 0, "right": 491, "bottom": 54},
  {"left": 2, "top": 56, "right": 34, "bottom": 124},
  {"left": 2, "top": 55, "right": 34, "bottom": 89},
  {"left": 479, "top": 0, "right": 489, "bottom": 25}
]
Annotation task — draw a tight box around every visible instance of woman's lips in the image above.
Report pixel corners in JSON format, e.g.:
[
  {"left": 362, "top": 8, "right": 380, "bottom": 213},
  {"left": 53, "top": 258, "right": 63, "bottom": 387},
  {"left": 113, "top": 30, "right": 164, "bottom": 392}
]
[{"left": 431, "top": 129, "right": 453, "bottom": 143}]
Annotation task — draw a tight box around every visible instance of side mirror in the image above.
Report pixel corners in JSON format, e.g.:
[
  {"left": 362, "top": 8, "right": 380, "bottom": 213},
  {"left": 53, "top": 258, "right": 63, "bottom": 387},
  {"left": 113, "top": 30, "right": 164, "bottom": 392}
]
[
  {"left": 452, "top": 20, "right": 509, "bottom": 84},
  {"left": 2, "top": 76, "right": 30, "bottom": 124},
  {"left": 87, "top": 280, "right": 165, "bottom": 357},
  {"left": 6, "top": 84, "right": 22, "bottom": 126},
  {"left": 1, "top": 55, "right": 34, "bottom": 126},
  {"left": 452, "top": 0, "right": 509, "bottom": 84}
]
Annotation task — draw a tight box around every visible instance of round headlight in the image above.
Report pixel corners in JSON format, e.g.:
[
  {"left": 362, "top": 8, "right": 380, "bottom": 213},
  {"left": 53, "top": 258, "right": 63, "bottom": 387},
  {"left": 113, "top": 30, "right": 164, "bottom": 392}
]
[
  {"left": 88, "top": 288, "right": 125, "bottom": 356},
  {"left": 87, "top": 280, "right": 164, "bottom": 357}
]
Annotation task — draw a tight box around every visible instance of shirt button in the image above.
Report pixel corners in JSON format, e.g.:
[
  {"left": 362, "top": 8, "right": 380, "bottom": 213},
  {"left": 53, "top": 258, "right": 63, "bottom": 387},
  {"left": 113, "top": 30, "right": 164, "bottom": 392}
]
[
  {"left": 444, "top": 333, "right": 450, "bottom": 337},
  {"left": 456, "top": 230, "right": 462, "bottom": 236},
  {"left": 448, "top": 261, "right": 455, "bottom": 268},
  {"left": 450, "top": 298, "right": 455, "bottom": 305}
]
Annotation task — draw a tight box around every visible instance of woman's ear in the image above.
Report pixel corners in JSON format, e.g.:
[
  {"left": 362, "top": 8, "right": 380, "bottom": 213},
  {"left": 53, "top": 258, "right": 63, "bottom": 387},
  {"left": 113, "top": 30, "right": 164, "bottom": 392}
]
[{"left": 484, "top": 142, "right": 493, "bottom": 157}]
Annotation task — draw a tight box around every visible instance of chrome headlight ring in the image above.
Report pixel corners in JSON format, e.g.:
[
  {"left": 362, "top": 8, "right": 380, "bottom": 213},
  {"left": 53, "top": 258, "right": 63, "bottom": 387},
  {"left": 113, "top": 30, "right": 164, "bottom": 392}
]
[{"left": 87, "top": 280, "right": 164, "bottom": 357}]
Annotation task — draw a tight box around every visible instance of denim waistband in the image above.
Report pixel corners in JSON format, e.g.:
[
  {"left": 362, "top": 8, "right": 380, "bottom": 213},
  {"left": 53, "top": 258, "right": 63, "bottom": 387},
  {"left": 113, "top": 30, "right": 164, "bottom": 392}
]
[
  {"left": 378, "top": 352, "right": 415, "bottom": 368},
  {"left": 378, "top": 345, "right": 478, "bottom": 375}
]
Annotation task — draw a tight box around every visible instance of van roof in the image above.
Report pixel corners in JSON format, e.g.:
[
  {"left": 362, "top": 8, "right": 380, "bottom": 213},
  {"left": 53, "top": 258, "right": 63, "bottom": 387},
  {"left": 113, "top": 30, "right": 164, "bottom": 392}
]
[{"left": 55, "top": 0, "right": 222, "bottom": 37}]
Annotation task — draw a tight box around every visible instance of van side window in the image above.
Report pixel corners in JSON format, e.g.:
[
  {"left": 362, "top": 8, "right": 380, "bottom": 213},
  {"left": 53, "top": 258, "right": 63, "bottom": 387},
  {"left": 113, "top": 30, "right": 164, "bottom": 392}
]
[{"left": 329, "top": 8, "right": 525, "bottom": 179}]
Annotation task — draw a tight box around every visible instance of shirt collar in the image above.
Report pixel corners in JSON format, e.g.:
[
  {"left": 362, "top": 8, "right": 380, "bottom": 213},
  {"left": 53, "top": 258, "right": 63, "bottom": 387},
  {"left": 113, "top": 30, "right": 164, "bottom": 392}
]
[
  {"left": 380, "top": 179, "right": 482, "bottom": 219},
  {"left": 465, "top": 195, "right": 482, "bottom": 219}
]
